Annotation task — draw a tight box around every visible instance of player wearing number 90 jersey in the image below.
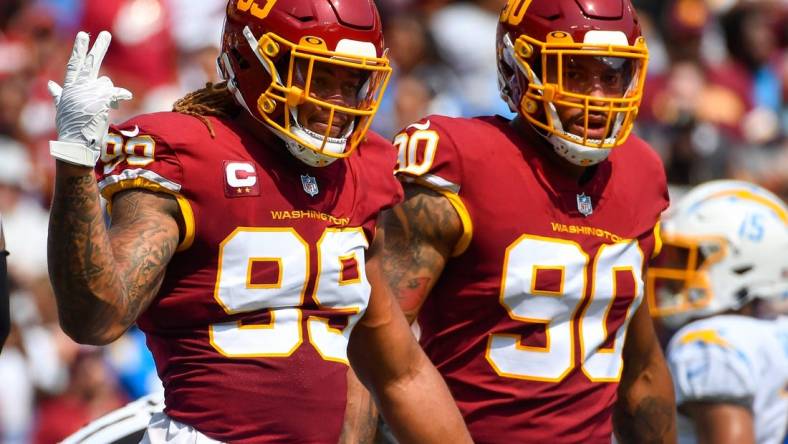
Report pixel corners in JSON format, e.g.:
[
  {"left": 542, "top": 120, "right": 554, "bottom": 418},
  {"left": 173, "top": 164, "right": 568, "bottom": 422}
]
[
  {"left": 391, "top": 113, "right": 669, "bottom": 443},
  {"left": 375, "top": 0, "right": 677, "bottom": 443}
]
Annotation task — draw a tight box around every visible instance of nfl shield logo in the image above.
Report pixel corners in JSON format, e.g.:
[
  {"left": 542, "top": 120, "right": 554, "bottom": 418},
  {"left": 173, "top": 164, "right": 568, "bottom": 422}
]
[
  {"left": 301, "top": 174, "right": 319, "bottom": 197},
  {"left": 576, "top": 193, "right": 593, "bottom": 216}
]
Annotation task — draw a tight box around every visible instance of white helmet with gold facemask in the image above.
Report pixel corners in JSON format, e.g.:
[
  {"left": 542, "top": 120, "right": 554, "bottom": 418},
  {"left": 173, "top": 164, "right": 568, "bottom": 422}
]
[{"left": 647, "top": 180, "right": 788, "bottom": 328}]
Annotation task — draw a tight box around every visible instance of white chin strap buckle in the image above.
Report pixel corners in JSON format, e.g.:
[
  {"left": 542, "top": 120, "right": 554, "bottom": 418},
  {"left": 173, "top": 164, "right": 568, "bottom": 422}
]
[
  {"left": 284, "top": 139, "right": 339, "bottom": 168},
  {"left": 284, "top": 121, "right": 353, "bottom": 167}
]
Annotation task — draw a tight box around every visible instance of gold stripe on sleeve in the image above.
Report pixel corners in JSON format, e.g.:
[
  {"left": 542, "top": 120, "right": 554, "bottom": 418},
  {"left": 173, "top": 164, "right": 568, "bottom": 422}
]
[{"left": 101, "top": 178, "right": 196, "bottom": 252}]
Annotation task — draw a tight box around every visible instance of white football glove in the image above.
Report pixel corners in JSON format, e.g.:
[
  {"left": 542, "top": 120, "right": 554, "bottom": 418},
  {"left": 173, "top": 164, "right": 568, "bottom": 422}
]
[{"left": 49, "top": 31, "right": 132, "bottom": 167}]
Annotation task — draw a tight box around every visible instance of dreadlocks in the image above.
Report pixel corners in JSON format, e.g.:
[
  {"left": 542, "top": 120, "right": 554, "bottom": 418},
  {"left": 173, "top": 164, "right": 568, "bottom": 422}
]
[{"left": 172, "top": 82, "right": 241, "bottom": 137}]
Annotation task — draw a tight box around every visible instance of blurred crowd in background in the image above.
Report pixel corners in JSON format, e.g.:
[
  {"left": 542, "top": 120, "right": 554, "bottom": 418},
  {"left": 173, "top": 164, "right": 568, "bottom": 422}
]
[{"left": 0, "top": 0, "right": 785, "bottom": 442}]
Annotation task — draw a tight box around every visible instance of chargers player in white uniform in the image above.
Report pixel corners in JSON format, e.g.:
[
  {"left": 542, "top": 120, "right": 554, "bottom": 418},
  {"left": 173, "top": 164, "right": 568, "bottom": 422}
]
[{"left": 647, "top": 180, "right": 788, "bottom": 444}]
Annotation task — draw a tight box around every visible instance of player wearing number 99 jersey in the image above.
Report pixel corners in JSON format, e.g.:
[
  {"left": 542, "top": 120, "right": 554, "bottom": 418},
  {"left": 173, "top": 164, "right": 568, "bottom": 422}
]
[
  {"left": 94, "top": 111, "right": 399, "bottom": 442},
  {"left": 375, "top": 0, "right": 677, "bottom": 443},
  {"left": 47, "top": 1, "right": 472, "bottom": 443}
]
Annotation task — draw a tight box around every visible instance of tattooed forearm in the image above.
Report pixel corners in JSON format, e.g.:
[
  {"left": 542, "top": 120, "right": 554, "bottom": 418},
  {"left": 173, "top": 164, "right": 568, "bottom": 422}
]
[
  {"left": 377, "top": 184, "right": 462, "bottom": 321},
  {"left": 614, "top": 396, "right": 676, "bottom": 444},
  {"left": 49, "top": 170, "right": 121, "bottom": 338},
  {"left": 48, "top": 165, "right": 179, "bottom": 344}
]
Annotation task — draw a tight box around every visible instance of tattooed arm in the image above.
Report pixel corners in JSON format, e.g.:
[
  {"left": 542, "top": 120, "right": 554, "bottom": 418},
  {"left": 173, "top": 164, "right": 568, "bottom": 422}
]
[
  {"left": 378, "top": 183, "right": 463, "bottom": 323},
  {"left": 339, "top": 183, "right": 465, "bottom": 442},
  {"left": 614, "top": 303, "right": 677, "bottom": 444},
  {"left": 48, "top": 162, "right": 180, "bottom": 345},
  {"left": 346, "top": 219, "right": 471, "bottom": 444}
]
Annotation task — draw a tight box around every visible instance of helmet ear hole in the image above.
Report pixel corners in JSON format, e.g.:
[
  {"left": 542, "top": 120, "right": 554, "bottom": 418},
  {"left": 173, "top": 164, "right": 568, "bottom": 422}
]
[
  {"left": 499, "top": 58, "right": 515, "bottom": 87},
  {"left": 231, "top": 47, "right": 250, "bottom": 70},
  {"left": 732, "top": 265, "right": 753, "bottom": 275}
]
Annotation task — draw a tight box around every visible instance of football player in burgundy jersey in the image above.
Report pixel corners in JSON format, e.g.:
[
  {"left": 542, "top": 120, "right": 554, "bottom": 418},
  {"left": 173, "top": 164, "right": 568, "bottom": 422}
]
[
  {"left": 373, "top": 0, "right": 678, "bottom": 442},
  {"left": 45, "top": 1, "right": 471, "bottom": 443}
]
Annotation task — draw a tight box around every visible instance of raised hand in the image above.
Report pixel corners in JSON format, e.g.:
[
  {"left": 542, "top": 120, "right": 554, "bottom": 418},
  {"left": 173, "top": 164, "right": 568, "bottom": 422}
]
[{"left": 49, "top": 31, "right": 133, "bottom": 167}]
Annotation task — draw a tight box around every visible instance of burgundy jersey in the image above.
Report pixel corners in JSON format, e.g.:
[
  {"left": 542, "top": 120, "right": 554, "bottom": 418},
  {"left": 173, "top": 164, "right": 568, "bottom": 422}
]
[
  {"left": 96, "top": 112, "right": 402, "bottom": 443},
  {"left": 394, "top": 115, "right": 668, "bottom": 443}
]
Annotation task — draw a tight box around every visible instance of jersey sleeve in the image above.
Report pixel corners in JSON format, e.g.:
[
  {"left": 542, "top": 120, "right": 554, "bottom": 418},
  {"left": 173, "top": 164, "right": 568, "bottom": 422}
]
[
  {"left": 652, "top": 161, "right": 670, "bottom": 258},
  {"left": 667, "top": 327, "right": 756, "bottom": 408},
  {"left": 393, "top": 116, "right": 463, "bottom": 194},
  {"left": 96, "top": 117, "right": 183, "bottom": 199},
  {"left": 626, "top": 136, "right": 670, "bottom": 258},
  {"left": 392, "top": 116, "right": 472, "bottom": 256},
  {"left": 353, "top": 132, "right": 404, "bottom": 238},
  {"left": 95, "top": 115, "right": 193, "bottom": 251}
]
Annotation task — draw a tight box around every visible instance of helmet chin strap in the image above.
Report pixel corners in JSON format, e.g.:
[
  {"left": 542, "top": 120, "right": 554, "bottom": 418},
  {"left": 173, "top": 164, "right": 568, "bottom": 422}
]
[
  {"left": 285, "top": 117, "right": 354, "bottom": 168},
  {"left": 284, "top": 101, "right": 354, "bottom": 167},
  {"left": 544, "top": 116, "right": 621, "bottom": 167}
]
